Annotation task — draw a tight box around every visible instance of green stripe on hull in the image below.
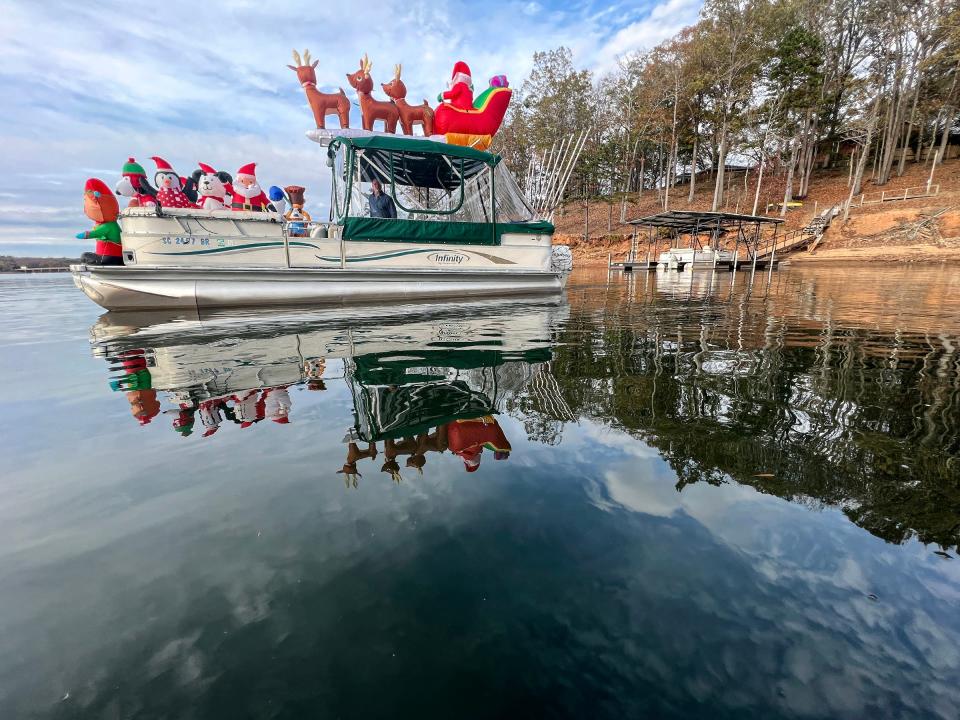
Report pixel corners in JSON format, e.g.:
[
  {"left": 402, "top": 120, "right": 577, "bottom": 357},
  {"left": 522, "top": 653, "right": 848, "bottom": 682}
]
[
  {"left": 316, "top": 248, "right": 517, "bottom": 265},
  {"left": 316, "top": 248, "right": 446, "bottom": 263},
  {"left": 151, "top": 241, "right": 320, "bottom": 256}
]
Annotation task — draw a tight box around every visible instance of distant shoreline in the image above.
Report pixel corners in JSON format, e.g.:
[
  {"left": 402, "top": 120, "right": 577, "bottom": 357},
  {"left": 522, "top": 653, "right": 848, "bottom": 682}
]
[{"left": 0, "top": 256, "right": 79, "bottom": 273}]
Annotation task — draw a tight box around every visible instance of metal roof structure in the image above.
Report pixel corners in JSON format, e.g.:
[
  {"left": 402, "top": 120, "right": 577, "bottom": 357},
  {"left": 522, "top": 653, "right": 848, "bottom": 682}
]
[{"left": 627, "top": 211, "right": 784, "bottom": 233}]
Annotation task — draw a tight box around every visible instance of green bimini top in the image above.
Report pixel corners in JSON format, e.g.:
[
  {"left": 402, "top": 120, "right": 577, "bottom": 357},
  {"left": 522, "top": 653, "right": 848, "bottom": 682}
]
[
  {"left": 329, "top": 135, "right": 501, "bottom": 191},
  {"left": 331, "top": 135, "right": 501, "bottom": 166}
]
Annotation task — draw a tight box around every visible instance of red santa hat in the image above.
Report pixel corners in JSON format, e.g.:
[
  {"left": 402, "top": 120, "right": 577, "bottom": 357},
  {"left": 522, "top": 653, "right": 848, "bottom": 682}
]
[
  {"left": 151, "top": 156, "right": 175, "bottom": 172},
  {"left": 198, "top": 162, "right": 217, "bottom": 174},
  {"left": 450, "top": 61, "right": 473, "bottom": 89},
  {"left": 236, "top": 162, "right": 257, "bottom": 179}
]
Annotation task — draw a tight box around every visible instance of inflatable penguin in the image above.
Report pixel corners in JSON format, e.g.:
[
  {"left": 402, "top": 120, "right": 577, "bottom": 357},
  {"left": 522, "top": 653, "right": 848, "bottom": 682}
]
[{"left": 151, "top": 156, "right": 193, "bottom": 208}]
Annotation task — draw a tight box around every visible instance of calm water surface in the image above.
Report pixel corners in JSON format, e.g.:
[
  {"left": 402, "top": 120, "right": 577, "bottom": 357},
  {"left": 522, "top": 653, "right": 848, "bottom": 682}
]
[{"left": 1, "top": 266, "right": 959, "bottom": 719}]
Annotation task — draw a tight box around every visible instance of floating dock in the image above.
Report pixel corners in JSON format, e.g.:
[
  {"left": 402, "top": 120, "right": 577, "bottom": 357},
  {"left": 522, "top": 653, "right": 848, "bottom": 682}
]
[{"left": 610, "top": 258, "right": 780, "bottom": 272}]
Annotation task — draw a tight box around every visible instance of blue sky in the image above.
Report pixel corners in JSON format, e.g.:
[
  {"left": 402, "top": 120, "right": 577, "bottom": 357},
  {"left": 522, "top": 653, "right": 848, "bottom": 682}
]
[{"left": 0, "top": 0, "right": 701, "bottom": 257}]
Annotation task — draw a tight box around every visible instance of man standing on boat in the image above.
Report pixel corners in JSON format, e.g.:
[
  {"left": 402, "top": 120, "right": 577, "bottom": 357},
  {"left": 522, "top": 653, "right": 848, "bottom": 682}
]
[{"left": 367, "top": 179, "right": 396, "bottom": 219}]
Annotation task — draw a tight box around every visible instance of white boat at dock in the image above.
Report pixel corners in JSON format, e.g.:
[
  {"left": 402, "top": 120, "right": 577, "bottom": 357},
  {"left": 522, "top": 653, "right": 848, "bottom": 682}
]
[
  {"left": 657, "top": 247, "right": 734, "bottom": 270},
  {"left": 72, "top": 136, "right": 570, "bottom": 310},
  {"left": 615, "top": 211, "right": 784, "bottom": 273}
]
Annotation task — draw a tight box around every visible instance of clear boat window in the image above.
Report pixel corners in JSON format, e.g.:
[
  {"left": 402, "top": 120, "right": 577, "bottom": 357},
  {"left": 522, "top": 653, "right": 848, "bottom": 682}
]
[{"left": 328, "top": 139, "right": 535, "bottom": 224}]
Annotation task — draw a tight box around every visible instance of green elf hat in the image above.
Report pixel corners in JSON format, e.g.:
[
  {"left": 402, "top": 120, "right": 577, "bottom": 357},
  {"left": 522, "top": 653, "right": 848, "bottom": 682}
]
[{"left": 122, "top": 157, "right": 147, "bottom": 178}]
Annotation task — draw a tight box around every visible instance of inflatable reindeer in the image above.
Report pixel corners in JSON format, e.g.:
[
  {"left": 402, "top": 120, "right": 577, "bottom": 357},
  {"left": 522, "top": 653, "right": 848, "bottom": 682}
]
[
  {"left": 346, "top": 55, "right": 399, "bottom": 133},
  {"left": 337, "top": 441, "right": 378, "bottom": 488},
  {"left": 287, "top": 49, "right": 350, "bottom": 129},
  {"left": 381, "top": 64, "right": 434, "bottom": 136}
]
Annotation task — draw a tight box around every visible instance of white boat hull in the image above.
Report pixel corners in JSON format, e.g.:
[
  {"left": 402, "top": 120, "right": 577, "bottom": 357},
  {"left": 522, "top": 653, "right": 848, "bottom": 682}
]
[
  {"left": 72, "top": 265, "right": 566, "bottom": 311},
  {"left": 657, "top": 248, "right": 734, "bottom": 270},
  {"left": 116, "top": 208, "right": 552, "bottom": 272},
  {"left": 77, "top": 208, "right": 566, "bottom": 310}
]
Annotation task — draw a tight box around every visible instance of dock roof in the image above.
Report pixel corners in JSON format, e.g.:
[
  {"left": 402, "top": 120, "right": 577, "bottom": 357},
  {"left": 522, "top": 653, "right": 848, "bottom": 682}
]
[{"left": 627, "top": 210, "right": 784, "bottom": 232}]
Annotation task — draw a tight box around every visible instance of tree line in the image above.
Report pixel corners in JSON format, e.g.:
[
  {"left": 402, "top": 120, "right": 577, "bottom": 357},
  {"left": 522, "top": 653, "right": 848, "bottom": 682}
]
[{"left": 495, "top": 0, "right": 960, "bottom": 219}]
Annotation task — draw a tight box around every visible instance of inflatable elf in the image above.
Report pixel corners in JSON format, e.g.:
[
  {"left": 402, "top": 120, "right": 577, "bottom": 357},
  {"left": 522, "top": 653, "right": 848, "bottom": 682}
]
[
  {"left": 108, "top": 350, "right": 160, "bottom": 425},
  {"left": 77, "top": 178, "right": 123, "bottom": 266}
]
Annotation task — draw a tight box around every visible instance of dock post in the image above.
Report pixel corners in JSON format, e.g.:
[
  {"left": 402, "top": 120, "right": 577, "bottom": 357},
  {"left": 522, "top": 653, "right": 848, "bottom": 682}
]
[{"left": 767, "top": 229, "right": 777, "bottom": 284}]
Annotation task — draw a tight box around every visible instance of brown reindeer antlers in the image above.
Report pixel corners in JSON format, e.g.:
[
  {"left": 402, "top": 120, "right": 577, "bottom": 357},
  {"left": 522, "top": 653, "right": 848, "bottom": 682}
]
[
  {"left": 360, "top": 53, "right": 372, "bottom": 76},
  {"left": 290, "top": 48, "right": 317, "bottom": 69},
  {"left": 394, "top": 63, "right": 402, "bottom": 80}
]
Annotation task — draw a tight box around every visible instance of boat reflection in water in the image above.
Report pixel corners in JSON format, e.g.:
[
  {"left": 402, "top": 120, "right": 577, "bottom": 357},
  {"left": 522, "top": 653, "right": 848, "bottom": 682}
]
[
  {"left": 91, "top": 297, "right": 570, "bottom": 484},
  {"left": 341, "top": 348, "right": 533, "bottom": 484}
]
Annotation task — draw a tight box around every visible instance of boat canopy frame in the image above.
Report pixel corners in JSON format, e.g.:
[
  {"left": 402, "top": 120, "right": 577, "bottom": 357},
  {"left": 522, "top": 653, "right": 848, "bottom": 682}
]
[
  {"left": 626, "top": 210, "right": 783, "bottom": 259},
  {"left": 326, "top": 135, "right": 551, "bottom": 246}
]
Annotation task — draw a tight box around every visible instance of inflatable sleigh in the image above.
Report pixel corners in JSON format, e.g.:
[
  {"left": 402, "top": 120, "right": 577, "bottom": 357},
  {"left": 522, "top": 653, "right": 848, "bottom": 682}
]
[{"left": 434, "top": 86, "right": 512, "bottom": 151}]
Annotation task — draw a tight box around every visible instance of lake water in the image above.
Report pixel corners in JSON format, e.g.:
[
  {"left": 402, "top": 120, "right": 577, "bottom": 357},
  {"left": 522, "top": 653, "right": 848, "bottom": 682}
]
[{"left": 1, "top": 266, "right": 959, "bottom": 719}]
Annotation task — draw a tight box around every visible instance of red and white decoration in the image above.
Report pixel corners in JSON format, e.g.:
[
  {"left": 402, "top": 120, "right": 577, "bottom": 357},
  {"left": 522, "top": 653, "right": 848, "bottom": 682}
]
[
  {"left": 442, "top": 60, "right": 474, "bottom": 111},
  {"left": 195, "top": 162, "right": 231, "bottom": 211},
  {"left": 231, "top": 162, "right": 270, "bottom": 212},
  {"left": 151, "top": 156, "right": 193, "bottom": 209}
]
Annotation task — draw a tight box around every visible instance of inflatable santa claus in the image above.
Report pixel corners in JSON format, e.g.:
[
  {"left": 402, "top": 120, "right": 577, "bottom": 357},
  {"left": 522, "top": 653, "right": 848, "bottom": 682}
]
[
  {"left": 231, "top": 163, "right": 270, "bottom": 212},
  {"left": 442, "top": 61, "right": 474, "bottom": 111},
  {"left": 446, "top": 415, "right": 511, "bottom": 473}
]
